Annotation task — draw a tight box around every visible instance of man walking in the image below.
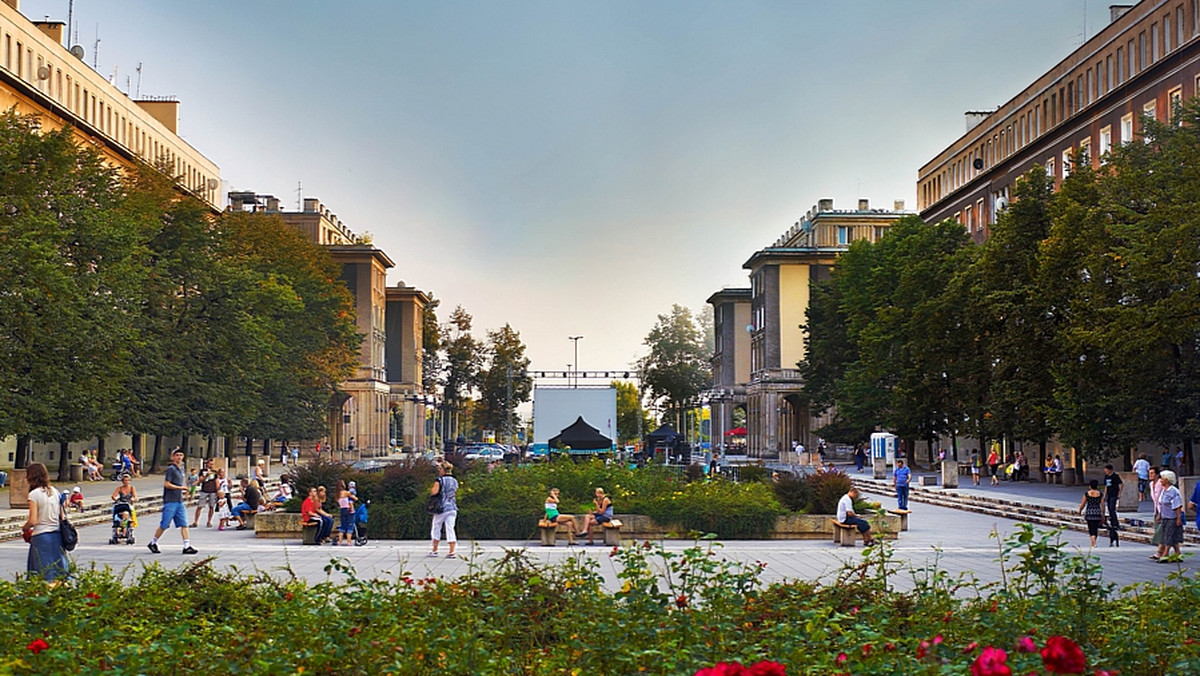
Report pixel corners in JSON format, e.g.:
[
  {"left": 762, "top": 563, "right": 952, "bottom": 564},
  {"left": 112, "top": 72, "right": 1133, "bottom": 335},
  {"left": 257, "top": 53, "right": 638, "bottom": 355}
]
[
  {"left": 1102, "top": 464, "right": 1123, "bottom": 534},
  {"left": 148, "top": 448, "right": 197, "bottom": 555},
  {"left": 893, "top": 459, "right": 912, "bottom": 510}
]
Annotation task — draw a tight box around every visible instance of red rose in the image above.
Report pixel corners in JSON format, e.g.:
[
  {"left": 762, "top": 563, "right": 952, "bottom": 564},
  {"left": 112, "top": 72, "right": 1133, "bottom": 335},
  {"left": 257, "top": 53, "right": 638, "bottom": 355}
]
[
  {"left": 676, "top": 594, "right": 688, "bottom": 609},
  {"left": 744, "top": 661, "right": 785, "bottom": 676},
  {"left": 970, "top": 646, "right": 1012, "bottom": 676},
  {"left": 1014, "top": 636, "right": 1037, "bottom": 653},
  {"left": 26, "top": 638, "right": 49, "bottom": 654},
  {"left": 1041, "top": 636, "right": 1086, "bottom": 674},
  {"left": 835, "top": 653, "right": 848, "bottom": 665}
]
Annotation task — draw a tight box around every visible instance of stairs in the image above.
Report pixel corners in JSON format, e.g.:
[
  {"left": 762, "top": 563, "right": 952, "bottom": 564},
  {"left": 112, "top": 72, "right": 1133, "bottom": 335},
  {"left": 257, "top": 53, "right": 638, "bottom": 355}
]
[{"left": 851, "top": 476, "right": 1198, "bottom": 546}]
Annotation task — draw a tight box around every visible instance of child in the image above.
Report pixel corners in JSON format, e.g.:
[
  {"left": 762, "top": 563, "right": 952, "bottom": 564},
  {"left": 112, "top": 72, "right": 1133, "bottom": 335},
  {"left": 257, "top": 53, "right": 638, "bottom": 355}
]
[
  {"left": 68, "top": 486, "right": 85, "bottom": 513},
  {"left": 186, "top": 467, "right": 199, "bottom": 497}
]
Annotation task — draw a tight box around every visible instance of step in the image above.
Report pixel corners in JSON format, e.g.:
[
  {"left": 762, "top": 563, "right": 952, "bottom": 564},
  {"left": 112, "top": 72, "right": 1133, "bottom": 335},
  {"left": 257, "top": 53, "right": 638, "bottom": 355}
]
[{"left": 852, "top": 477, "right": 1197, "bottom": 546}]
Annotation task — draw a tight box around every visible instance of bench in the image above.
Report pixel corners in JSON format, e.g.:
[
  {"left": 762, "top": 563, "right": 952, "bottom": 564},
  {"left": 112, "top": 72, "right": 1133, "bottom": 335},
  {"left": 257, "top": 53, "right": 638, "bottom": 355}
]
[
  {"left": 537, "top": 518, "right": 576, "bottom": 546},
  {"left": 887, "top": 509, "right": 911, "bottom": 531},
  {"left": 1044, "top": 471, "right": 1063, "bottom": 484},
  {"left": 917, "top": 475, "right": 938, "bottom": 487},
  {"left": 832, "top": 521, "right": 860, "bottom": 547},
  {"left": 302, "top": 521, "right": 319, "bottom": 545},
  {"left": 579, "top": 519, "right": 623, "bottom": 546}
]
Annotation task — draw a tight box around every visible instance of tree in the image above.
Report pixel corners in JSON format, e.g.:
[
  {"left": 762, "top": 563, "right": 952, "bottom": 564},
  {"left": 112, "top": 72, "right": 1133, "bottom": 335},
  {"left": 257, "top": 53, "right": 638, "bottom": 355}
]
[
  {"left": 476, "top": 324, "right": 532, "bottom": 442},
  {"left": 421, "top": 294, "right": 442, "bottom": 394},
  {"left": 637, "top": 305, "right": 710, "bottom": 429},
  {"left": 0, "top": 111, "right": 138, "bottom": 470},
  {"left": 613, "top": 380, "right": 652, "bottom": 444},
  {"left": 441, "top": 306, "right": 483, "bottom": 442}
]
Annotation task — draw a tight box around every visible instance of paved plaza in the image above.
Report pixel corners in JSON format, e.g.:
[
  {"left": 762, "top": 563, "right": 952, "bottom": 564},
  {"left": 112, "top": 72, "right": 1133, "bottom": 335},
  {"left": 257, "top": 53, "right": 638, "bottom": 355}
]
[{"left": 0, "top": 471, "right": 1191, "bottom": 592}]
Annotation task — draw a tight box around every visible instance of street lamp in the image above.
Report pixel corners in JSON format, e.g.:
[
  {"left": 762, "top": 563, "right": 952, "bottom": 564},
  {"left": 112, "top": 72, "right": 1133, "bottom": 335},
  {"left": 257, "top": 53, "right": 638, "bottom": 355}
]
[{"left": 568, "top": 335, "right": 583, "bottom": 388}]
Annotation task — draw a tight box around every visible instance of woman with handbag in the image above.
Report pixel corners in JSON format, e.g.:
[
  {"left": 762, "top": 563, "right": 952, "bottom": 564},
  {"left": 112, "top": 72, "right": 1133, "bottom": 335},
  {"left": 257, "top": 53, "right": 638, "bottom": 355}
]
[
  {"left": 428, "top": 462, "right": 459, "bottom": 558},
  {"left": 21, "top": 462, "right": 70, "bottom": 582}
]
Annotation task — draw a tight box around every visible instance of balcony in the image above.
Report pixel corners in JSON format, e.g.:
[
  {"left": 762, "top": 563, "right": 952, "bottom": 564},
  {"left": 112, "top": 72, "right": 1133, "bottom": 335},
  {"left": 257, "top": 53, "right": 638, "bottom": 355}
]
[{"left": 750, "top": 368, "right": 803, "bottom": 384}]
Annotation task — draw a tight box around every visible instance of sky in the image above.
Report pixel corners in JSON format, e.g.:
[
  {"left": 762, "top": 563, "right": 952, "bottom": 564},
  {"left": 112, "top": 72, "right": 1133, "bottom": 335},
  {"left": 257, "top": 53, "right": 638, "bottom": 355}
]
[{"left": 23, "top": 0, "right": 1117, "bottom": 378}]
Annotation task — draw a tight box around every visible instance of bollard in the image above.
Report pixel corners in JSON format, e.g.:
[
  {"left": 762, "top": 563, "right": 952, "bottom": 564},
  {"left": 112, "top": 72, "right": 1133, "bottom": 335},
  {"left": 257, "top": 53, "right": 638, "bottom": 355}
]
[
  {"left": 941, "top": 460, "right": 959, "bottom": 488},
  {"left": 872, "top": 456, "right": 887, "bottom": 480}
]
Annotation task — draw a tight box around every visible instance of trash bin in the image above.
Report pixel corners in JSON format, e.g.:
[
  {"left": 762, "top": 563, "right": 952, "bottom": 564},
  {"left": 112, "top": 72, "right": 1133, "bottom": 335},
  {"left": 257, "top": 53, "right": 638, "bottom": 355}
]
[{"left": 69, "top": 464, "right": 84, "bottom": 483}]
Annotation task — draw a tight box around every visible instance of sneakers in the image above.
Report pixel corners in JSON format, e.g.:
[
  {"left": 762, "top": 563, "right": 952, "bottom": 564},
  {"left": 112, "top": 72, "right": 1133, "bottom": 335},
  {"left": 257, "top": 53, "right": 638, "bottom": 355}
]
[
  {"left": 182, "top": 546, "right": 198, "bottom": 555},
  {"left": 147, "top": 542, "right": 160, "bottom": 554}
]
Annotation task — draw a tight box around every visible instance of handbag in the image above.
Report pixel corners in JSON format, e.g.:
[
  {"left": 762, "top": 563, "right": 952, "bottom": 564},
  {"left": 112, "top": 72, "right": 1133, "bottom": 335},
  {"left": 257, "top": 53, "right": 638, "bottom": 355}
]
[
  {"left": 1151, "top": 520, "right": 1164, "bottom": 546},
  {"left": 59, "top": 498, "right": 78, "bottom": 552},
  {"left": 425, "top": 478, "right": 445, "bottom": 515}
]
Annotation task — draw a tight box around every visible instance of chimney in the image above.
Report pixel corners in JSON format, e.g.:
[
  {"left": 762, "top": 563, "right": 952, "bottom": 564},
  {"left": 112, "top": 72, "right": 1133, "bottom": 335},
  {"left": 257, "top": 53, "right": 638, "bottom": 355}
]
[
  {"left": 1109, "top": 5, "right": 1134, "bottom": 23},
  {"left": 965, "top": 111, "right": 990, "bottom": 132},
  {"left": 227, "top": 191, "right": 257, "bottom": 212},
  {"left": 857, "top": 199, "right": 869, "bottom": 211},
  {"left": 817, "top": 198, "right": 833, "bottom": 212},
  {"left": 303, "top": 198, "right": 319, "bottom": 213},
  {"left": 265, "top": 196, "right": 280, "bottom": 212},
  {"left": 134, "top": 99, "right": 179, "bottom": 134},
  {"left": 894, "top": 199, "right": 906, "bottom": 211},
  {"left": 33, "top": 21, "right": 64, "bottom": 45}
]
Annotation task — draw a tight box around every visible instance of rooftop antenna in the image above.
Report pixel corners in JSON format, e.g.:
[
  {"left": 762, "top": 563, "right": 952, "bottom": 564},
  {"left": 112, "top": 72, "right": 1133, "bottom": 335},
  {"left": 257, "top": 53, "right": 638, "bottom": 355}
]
[
  {"left": 92, "top": 24, "right": 99, "bottom": 69},
  {"left": 66, "top": 0, "right": 73, "bottom": 49},
  {"left": 296, "top": 181, "right": 302, "bottom": 211},
  {"left": 136, "top": 62, "right": 142, "bottom": 98}
]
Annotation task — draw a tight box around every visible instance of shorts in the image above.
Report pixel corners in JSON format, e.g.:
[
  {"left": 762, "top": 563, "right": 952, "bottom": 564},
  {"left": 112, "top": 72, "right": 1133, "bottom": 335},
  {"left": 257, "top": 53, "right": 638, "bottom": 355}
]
[
  {"left": 595, "top": 513, "right": 612, "bottom": 525},
  {"left": 159, "top": 502, "right": 188, "bottom": 529},
  {"left": 971, "top": 467, "right": 979, "bottom": 475},
  {"left": 1137, "top": 478, "right": 1149, "bottom": 495},
  {"left": 199, "top": 492, "right": 220, "bottom": 510}
]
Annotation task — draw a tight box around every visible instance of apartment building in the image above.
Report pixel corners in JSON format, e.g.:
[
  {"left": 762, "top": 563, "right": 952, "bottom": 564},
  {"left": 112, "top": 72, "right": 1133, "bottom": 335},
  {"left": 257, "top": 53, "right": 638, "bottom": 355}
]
[{"left": 919, "top": 1, "right": 1200, "bottom": 240}]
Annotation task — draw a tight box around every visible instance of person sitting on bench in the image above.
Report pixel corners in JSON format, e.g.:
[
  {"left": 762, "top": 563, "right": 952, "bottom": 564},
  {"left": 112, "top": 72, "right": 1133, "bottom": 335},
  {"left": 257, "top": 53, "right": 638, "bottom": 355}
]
[
  {"left": 576, "top": 487, "right": 613, "bottom": 545},
  {"left": 543, "top": 488, "right": 576, "bottom": 532},
  {"left": 837, "top": 487, "right": 875, "bottom": 545}
]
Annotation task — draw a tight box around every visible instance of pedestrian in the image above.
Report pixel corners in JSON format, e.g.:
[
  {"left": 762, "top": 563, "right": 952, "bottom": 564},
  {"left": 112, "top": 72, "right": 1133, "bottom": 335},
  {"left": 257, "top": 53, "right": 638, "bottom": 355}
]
[
  {"left": 280, "top": 445, "right": 288, "bottom": 467},
  {"left": 854, "top": 443, "right": 867, "bottom": 472},
  {"left": 987, "top": 446, "right": 1000, "bottom": 486},
  {"left": 191, "top": 459, "right": 219, "bottom": 528},
  {"left": 1078, "top": 479, "right": 1105, "bottom": 548},
  {"left": 429, "top": 462, "right": 459, "bottom": 558},
  {"left": 21, "top": 462, "right": 69, "bottom": 582},
  {"left": 970, "top": 451, "right": 981, "bottom": 486},
  {"left": 1149, "top": 466, "right": 1165, "bottom": 550},
  {"left": 1133, "top": 453, "right": 1150, "bottom": 501},
  {"left": 147, "top": 448, "right": 197, "bottom": 555},
  {"left": 1102, "top": 464, "right": 1123, "bottom": 540},
  {"left": 1173, "top": 448, "right": 1184, "bottom": 472},
  {"left": 893, "top": 459, "right": 911, "bottom": 510},
  {"left": 837, "top": 487, "right": 875, "bottom": 546},
  {"left": 1188, "top": 477, "right": 1200, "bottom": 532},
  {"left": 253, "top": 459, "right": 266, "bottom": 492},
  {"left": 291, "top": 446, "right": 300, "bottom": 465},
  {"left": 1152, "top": 470, "right": 1184, "bottom": 562},
  {"left": 336, "top": 479, "right": 357, "bottom": 546}
]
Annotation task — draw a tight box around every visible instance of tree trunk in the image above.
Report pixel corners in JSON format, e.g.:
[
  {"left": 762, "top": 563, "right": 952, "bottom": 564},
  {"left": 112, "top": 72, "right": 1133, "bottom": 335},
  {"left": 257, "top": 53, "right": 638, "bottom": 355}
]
[
  {"left": 97, "top": 436, "right": 107, "bottom": 465},
  {"left": 245, "top": 437, "right": 253, "bottom": 457},
  {"left": 1184, "top": 438, "right": 1195, "bottom": 477},
  {"left": 262, "top": 438, "right": 271, "bottom": 457},
  {"left": 57, "top": 441, "right": 70, "bottom": 482},
  {"left": 1039, "top": 440, "right": 1048, "bottom": 477},
  {"left": 149, "top": 434, "right": 163, "bottom": 473},
  {"left": 15, "top": 434, "right": 31, "bottom": 469},
  {"left": 132, "top": 434, "right": 143, "bottom": 471},
  {"left": 206, "top": 436, "right": 215, "bottom": 459}
]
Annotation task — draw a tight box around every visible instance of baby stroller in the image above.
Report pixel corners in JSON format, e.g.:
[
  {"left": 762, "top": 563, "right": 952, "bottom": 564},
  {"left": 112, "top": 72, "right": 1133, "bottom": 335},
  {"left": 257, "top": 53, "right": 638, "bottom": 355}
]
[
  {"left": 110, "top": 503, "right": 136, "bottom": 545},
  {"left": 352, "top": 501, "right": 369, "bottom": 546}
]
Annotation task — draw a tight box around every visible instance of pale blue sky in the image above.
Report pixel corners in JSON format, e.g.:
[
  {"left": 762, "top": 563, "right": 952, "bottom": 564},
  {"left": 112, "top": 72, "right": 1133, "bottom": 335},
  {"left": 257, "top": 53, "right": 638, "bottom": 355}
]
[{"left": 24, "top": 0, "right": 1114, "bottom": 374}]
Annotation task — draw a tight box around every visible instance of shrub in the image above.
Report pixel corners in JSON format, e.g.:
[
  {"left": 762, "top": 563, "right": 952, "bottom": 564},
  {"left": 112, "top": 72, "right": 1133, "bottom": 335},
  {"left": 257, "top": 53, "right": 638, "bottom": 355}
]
[
  {"left": 807, "top": 470, "right": 852, "bottom": 514},
  {"left": 738, "top": 464, "right": 768, "bottom": 483},
  {"left": 772, "top": 474, "right": 812, "bottom": 512}
]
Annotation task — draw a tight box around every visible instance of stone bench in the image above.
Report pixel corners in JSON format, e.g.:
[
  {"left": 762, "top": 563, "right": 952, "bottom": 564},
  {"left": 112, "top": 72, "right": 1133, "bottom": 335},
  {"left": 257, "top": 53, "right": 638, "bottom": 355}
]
[
  {"left": 254, "top": 511, "right": 313, "bottom": 540},
  {"left": 580, "top": 519, "right": 623, "bottom": 546},
  {"left": 537, "top": 517, "right": 577, "bottom": 546},
  {"left": 832, "top": 521, "right": 861, "bottom": 546},
  {"left": 887, "top": 508, "right": 911, "bottom": 531},
  {"left": 917, "top": 475, "right": 939, "bottom": 487}
]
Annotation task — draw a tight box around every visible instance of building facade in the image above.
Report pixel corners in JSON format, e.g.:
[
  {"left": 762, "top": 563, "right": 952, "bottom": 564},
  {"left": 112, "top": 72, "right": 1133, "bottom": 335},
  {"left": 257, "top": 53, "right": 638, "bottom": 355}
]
[
  {"left": 918, "top": 1, "right": 1200, "bottom": 239},
  {"left": 0, "top": 0, "right": 220, "bottom": 208},
  {"left": 706, "top": 288, "right": 751, "bottom": 453},
  {"left": 739, "top": 199, "right": 907, "bottom": 459},
  {"left": 385, "top": 283, "right": 432, "bottom": 452}
]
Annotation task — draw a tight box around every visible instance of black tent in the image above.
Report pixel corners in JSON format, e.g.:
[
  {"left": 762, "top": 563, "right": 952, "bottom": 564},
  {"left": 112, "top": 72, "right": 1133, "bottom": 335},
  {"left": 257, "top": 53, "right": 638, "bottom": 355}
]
[
  {"left": 644, "top": 424, "right": 682, "bottom": 450},
  {"left": 548, "top": 416, "right": 613, "bottom": 452}
]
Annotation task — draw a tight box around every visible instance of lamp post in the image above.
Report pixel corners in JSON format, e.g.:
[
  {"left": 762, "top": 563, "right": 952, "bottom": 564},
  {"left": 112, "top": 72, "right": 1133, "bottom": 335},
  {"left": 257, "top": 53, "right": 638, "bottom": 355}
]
[{"left": 568, "top": 336, "right": 583, "bottom": 388}]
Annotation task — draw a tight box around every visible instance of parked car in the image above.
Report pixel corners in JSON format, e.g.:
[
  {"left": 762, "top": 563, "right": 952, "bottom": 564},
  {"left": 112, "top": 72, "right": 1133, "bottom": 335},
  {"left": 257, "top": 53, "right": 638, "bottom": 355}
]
[{"left": 464, "top": 446, "right": 505, "bottom": 462}]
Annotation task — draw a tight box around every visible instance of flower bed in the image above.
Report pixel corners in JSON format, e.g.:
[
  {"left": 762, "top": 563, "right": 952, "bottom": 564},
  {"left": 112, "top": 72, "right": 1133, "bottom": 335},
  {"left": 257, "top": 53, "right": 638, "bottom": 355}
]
[{"left": 1, "top": 526, "right": 1195, "bottom": 674}]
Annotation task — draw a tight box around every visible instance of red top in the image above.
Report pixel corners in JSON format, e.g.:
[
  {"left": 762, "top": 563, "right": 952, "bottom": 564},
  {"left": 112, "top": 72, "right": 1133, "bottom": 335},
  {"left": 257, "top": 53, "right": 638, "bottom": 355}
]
[{"left": 301, "top": 496, "right": 319, "bottom": 522}]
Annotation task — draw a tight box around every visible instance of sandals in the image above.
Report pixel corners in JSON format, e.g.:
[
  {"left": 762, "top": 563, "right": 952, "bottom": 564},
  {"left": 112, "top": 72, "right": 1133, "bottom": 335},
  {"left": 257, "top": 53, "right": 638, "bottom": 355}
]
[{"left": 426, "top": 551, "right": 440, "bottom": 557}]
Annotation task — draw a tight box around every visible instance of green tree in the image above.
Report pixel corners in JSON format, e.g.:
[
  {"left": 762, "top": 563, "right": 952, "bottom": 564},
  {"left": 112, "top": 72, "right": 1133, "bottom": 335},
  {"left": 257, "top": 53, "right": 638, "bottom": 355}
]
[
  {"left": 0, "top": 110, "right": 138, "bottom": 470},
  {"left": 441, "top": 306, "right": 483, "bottom": 442},
  {"left": 613, "top": 380, "right": 652, "bottom": 444},
  {"left": 421, "top": 294, "right": 441, "bottom": 394},
  {"left": 476, "top": 324, "right": 533, "bottom": 442},
  {"left": 637, "top": 304, "right": 710, "bottom": 430}
]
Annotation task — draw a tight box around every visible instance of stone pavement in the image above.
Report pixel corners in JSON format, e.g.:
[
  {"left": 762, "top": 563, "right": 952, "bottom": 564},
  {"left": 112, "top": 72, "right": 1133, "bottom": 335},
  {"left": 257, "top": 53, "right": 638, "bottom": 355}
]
[{"left": 0, "top": 472, "right": 1190, "bottom": 593}]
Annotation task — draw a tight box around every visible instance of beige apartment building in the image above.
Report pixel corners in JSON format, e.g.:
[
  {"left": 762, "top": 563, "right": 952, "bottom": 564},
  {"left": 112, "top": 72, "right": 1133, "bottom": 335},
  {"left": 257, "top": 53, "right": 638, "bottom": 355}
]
[
  {"left": 715, "top": 199, "right": 907, "bottom": 459},
  {"left": 0, "top": 0, "right": 223, "bottom": 471},
  {"left": 386, "top": 283, "right": 432, "bottom": 452},
  {"left": 0, "top": 0, "right": 219, "bottom": 208}
]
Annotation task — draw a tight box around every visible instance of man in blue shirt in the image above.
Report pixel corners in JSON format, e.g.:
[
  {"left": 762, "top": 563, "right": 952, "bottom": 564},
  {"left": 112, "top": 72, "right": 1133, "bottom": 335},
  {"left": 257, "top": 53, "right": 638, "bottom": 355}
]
[
  {"left": 893, "top": 459, "right": 912, "bottom": 510},
  {"left": 147, "top": 448, "right": 197, "bottom": 555}
]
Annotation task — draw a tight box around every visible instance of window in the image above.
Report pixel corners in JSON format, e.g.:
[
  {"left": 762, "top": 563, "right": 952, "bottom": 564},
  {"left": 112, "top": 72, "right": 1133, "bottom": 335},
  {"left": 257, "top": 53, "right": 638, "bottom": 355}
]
[
  {"left": 1047, "top": 157, "right": 1056, "bottom": 178},
  {"left": 1139, "top": 32, "right": 1146, "bottom": 70},
  {"left": 1079, "top": 137, "right": 1091, "bottom": 166},
  {"left": 1062, "top": 150, "right": 1072, "bottom": 178},
  {"left": 1144, "top": 99, "right": 1158, "bottom": 122},
  {"left": 977, "top": 198, "right": 987, "bottom": 227},
  {"left": 837, "top": 226, "right": 850, "bottom": 245},
  {"left": 1177, "top": 6, "right": 1184, "bottom": 46},
  {"left": 1152, "top": 22, "right": 1160, "bottom": 61},
  {"left": 1117, "top": 47, "right": 1124, "bottom": 83},
  {"left": 1099, "top": 126, "right": 1111, "bottom": 160},
  {"left": 1169, "top": 86, "right": 1183, "bottom": 122},
  {"left": 1165, "top": 15, "right": 1173, "bottom": 52},
  {"left": 964, "top": 206, "right": 973, "bottom": 232},
  {"left": 1106, "top": 55, "right": 1112, "bottom": 91},
  {"left": 873, "top": 226, "right": 885, "bottom": 241}
]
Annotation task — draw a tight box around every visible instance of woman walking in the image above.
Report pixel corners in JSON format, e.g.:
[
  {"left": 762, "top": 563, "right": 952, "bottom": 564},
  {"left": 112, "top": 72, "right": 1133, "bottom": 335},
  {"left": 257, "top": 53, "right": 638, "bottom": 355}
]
[
  {"left": 1152, "top": 470, "right": 1185, "bottom": 562},
  {"left": 429, "top": 462, "right": 459, "bottom": 558},
  {"left": 21, "top": 462, "right": 69, "bottom": 582},
  {"left": 987, "top": 446, "right": 1000, "bottom": 486},
  {"left": 1078, "top": 480, "right": 1104, "bottom": 548}
]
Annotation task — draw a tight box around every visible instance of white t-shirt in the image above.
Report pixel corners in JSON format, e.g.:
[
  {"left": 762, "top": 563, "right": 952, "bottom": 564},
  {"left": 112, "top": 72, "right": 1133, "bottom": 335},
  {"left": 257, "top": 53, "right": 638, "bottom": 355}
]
[
  {"left": 1133, "top": 458, "right": 1150, "bottom": 480},
  {"left": 837, "top": 493, "right": 854, "bottom": 522},
  {"left": 29, "top": 486, "right": 62, "bottom": 536}
]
